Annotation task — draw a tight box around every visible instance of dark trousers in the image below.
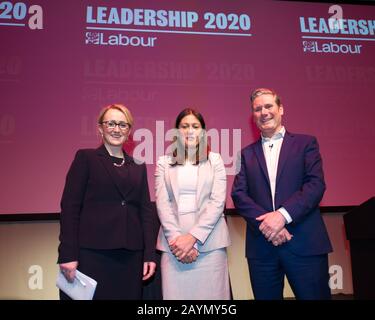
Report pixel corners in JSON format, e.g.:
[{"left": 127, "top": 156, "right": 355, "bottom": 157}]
[{"left": 247, "top": 246, "right": 331, "bottom": 300}]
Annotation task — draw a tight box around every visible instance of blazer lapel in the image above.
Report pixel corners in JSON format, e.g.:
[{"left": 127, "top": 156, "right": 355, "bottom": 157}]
[
  {"left": 96, "top": 145, "right": 130, "bottom": 200},
  {"left": 254, "top": 139, "right": 271, "bottom": 188},
  {"left": 196, "top": 160, "right": 209, "bottom": 206},
  {"left": 166, "top": 158, "right": 208, "bottom": 208},
  {"left": 276, "top": 131, "right": 294, "bottom": 185},
  {"left": 167, "top": 161, "right": 179, "bottom": 203}
]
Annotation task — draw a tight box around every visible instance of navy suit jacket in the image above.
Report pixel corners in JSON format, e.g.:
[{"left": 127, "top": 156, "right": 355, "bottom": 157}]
[
  {"left": 58, "top": 145, "right": 158, "bottom": 264},
  {"left": 231, "top": 132, "right": 332, "bottom": 259}
]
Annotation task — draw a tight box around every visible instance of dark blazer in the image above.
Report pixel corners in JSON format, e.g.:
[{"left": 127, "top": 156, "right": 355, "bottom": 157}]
[
  {"left": 58, "top": 145, "right": 158, "bottom": 264},
  {"left": 231, "top": 131, "right": 332, "bottom": 259}
]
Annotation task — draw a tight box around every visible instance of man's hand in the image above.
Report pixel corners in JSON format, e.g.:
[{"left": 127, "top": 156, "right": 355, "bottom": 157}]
[
  {"left": 271, "top": 228, "right": 293, "bottom": 246},
  {"left": 169, "top": 234, "right": 197, "bottom": 261},
  {"left": 256, "top": 210, "right": 286, "bottom": 241}
]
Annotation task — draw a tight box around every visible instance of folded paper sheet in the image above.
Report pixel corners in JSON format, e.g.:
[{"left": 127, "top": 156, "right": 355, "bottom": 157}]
[{"left": 56, "top": 270, "right": 97, "bottom": 300}]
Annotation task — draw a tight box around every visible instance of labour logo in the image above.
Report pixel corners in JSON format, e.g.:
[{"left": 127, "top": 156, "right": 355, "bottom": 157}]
[
  {"left": 86, "top": 32, "right": 100, "bottom": 44},
  {"left": 302, "top": 41, "right": 315, "bottom": 52}
]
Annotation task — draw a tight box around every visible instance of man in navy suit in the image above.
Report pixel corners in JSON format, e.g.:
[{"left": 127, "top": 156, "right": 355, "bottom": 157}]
[{"left": 231, "top": 88, "right": 332, "bottom": 300}]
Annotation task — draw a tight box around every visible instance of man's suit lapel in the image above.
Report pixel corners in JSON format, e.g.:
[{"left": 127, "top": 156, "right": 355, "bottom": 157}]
[
  {"left": 96, "top": 145, "right": 131, "bottom": 200},
  {"left": 254, "top": 139, "right": 271, "bottom": 188},
  {"left": 276, "top": 131, "right": 294, "bottom": 184}
]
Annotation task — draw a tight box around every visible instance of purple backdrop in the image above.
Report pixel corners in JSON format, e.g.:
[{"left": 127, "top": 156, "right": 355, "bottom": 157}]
[{"left": 1, "top": 0, "right": 374, "bottom": 213}]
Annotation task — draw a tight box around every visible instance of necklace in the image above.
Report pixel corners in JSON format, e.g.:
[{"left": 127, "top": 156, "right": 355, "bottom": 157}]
[{"left": 113, "top": 158, "right": 125, "bottom": 167}]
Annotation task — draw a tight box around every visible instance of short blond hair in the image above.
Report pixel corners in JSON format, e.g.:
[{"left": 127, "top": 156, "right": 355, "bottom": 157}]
[
  {"left": 250, "top": 88, "right": 282, "bottom": 109},
  {"left": 97, "top": 104, "right": 134, "bottom": 127}
]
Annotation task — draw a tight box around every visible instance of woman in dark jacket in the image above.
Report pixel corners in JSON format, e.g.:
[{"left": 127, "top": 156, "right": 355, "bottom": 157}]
[{"left": 58, "top": 104, "right": 158, "bottom": 299}]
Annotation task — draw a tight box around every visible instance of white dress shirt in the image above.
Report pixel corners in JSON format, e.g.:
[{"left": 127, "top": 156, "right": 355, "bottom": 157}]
[{"left": 261, "top": 126, "right": 292, "bottom": 224}]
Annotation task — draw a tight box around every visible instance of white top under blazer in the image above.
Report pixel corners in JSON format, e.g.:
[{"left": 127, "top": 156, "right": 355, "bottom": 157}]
[{"left": 155, "top": 152, "right": 231, "bottom": 253}]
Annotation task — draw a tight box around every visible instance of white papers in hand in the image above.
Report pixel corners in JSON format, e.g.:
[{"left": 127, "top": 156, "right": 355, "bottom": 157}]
[{"left": 56, "top": 270, "right": 97, "bottom": 300}]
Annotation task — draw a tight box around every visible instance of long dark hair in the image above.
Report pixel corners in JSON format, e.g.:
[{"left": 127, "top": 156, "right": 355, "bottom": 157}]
[{"left": 171, "top": 108, "right": 210, "bottom": 165}]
